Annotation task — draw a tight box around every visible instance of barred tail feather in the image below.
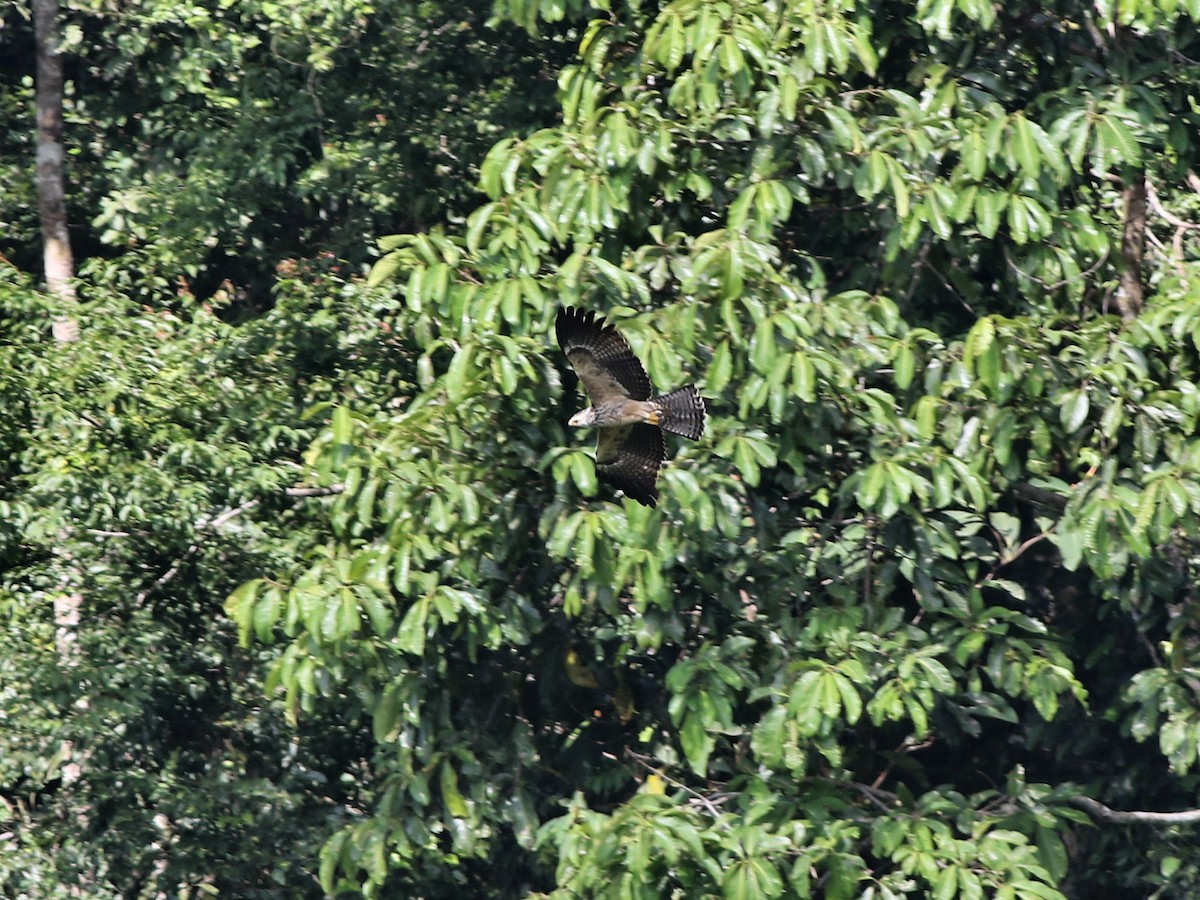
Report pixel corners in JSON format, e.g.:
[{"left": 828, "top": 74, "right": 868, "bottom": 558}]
[{"left": 653, "top": 385, "right": 706, "bottom": 440}]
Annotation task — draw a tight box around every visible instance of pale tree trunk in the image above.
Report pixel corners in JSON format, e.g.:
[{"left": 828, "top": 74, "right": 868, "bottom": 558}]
[
  {"left": 34, "top": 0, "right": 84, "bottom": 797},
  {"left": 33, "top": 0, "right": 80, "bottom": 341}
]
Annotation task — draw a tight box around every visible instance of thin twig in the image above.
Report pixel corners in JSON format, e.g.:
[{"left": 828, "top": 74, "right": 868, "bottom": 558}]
[
  {"left": 1004, "top": 247, "right": 1109, "bottom": 292},
  {"left": 625, "top": 749, "right": 724, "bottom": 818},
  {"left": 848, "top": 781, "right": 897, "bottom": 812}
]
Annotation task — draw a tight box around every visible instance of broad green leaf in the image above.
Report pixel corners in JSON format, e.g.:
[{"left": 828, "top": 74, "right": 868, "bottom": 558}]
[{"left": 1059, "top": 389, "right": 1090, "bottom": 433}]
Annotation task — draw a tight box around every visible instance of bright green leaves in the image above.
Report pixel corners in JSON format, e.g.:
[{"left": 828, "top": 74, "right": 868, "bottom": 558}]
[
  {"left": 872, "top": 795, "right": 1066, "bottom": 900},
  {"left": 688, "top": 230, "right": 770, "bottom": 302},
  {"left": 1057, "top": 388, "right": 1090, "bottom": 435},
  {"left": 643, "top": 0, "right": 880, "bottom": 89},
  {"left": 370, "top": 230, "right": 465, "bottom": 291},
  {"left": 395, "top": 593, "right": 430, "bottom": 655},
  {"left": 544, "top": 506, "right": 624, "bottom": 584},
  {"left": 1003, "top": 194, "right": 1053, "bottom": 246},
  {"left": 717, "top": 431, "right": 778, "bottom": 487},
  {"left": 790, "top": 10, "right": 879, "bottom": 78},
  {"left": 550, "top": 448, "right": 600, "bottom": 499},
  {"left": 644, "top": 8, "right": 689, "bottom": 73},
  {"left": 537, "top": 793, "right": 724, "bottom": 898},
  {"left": 868, "top": 650, "right": 956, "bottom": 738},
  {"left": 1049, "top": 101, "right": 1145, "bottom": 177},
  {"left": 227, "top": 578, "right": 280, "bottom": 645},
  {"left": 788, "top": 659, "right": 866, "bottom": 737},
  {"left": 855, "top": 458, "right": 931, "bottom": 520},
  {"left": 223, "top": 1, "right": 1200, "bottom": 896},
  {"left": 727, "top": 180, "right": 795, "bottom": 239},
  {"left": 493, "top": 0, "right": 591, "bottom": 37},
  {"left": 667, "top": 639, "right": 755, "bottom": 775},
  {"left": 915, "top": 0, "right": 998, "bottom": 36},
  {"left": 1008, "top": 113, "right": 1069, "bottom": 184},
  {"left": 1125, "top": 666, "right": 1200, "bottom": 774},
  {"left": 855, "top": 149, "right": 912, "bottom": 218},
  {"left": 226, "top": 546, "right": 396, "bottom": 649},
  {"left": 720, "top": 826, "right": 792, "bottom": 899}
]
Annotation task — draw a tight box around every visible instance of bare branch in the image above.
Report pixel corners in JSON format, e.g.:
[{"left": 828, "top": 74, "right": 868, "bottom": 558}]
[
  {"left": 1005, "top": 247, "right": 1109, "bottom": 292},
  {"left": 982, "top": 529, "right": 1056, "bottom": 584},
  {"left": 285, "top": 485, "right": 346, "bottom": 497},
  {"left": 848, "top": 781, "right": 898, "bottom": 812},
  {"left": 625, "top": 749, "right": 725, "bottom": 818},
  {"left": 1070, "top": 796, "right": 1200, "bottom": 825},
  {"left": 1145, "top": 178, "right": 1200, "bottom": 231}
]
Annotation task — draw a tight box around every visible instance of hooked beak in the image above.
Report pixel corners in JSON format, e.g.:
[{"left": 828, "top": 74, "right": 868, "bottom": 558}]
[{"left": 568, "top": 410, "right": 589, "bottom": 427}]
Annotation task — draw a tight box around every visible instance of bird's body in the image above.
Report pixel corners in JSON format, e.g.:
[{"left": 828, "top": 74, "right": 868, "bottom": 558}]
[{"left": 556, "top": 306, "right": 706, "bottom": 507}]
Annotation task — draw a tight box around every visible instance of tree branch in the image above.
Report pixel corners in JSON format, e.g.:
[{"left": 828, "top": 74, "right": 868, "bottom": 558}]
[
  {"left": 624, "top": 750, "right": 726, "bottom": 817},
  {"left": 1070, "top": 796, "right": 1200, "bottom": 825},
  {"left": 1144, "top": 178, "right": 1200, "bottom": 231},
  {"left": 1012, "top": 482, "right": 1068, "bottom": 512}
]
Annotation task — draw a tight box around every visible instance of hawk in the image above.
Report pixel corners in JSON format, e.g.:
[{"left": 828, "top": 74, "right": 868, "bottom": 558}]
[{"left": 556, "top": 306, "right": 706, "bottom": 507}]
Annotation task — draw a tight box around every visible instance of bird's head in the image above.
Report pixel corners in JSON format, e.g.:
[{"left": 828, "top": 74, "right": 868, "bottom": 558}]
[{"left": 568, "top": 408, "right": 596, "bottom": 428}]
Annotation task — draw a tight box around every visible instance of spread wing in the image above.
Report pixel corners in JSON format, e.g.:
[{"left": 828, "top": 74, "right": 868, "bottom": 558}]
[
  {"left": 595, "top": 423, "right": 665, "bottom": 507},
  {"left": 556, "top": 307, "right": 652, "bottom": 403}
]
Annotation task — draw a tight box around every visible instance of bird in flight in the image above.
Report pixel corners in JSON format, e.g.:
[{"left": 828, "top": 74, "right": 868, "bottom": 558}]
[{"left": 556, "top": 306, "right": 706, "bottom": 507}]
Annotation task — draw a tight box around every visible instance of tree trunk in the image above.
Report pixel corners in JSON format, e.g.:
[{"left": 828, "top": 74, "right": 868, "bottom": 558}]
[
  {"left": 1114, "top": 175, "right": 1147, "bottom": 322},
  {"left": 34, "top": 0, "right": 83, "bottom": 797},
  {"left": 33, "top": 0, "right": 79, "bottom": 340}
]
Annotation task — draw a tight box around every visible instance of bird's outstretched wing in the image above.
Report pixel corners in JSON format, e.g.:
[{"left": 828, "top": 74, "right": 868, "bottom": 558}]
[
  {"left": 595, "top": 423, "right": 665, "bottom": 507},
  {"left": 556, "top": 306, "right": 652, "bottom": 403}
]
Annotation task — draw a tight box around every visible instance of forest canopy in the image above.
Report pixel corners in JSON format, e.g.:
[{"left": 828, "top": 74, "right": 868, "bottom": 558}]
[{"left": 3, "top": 0, "right": 1200, "bottom": 897}]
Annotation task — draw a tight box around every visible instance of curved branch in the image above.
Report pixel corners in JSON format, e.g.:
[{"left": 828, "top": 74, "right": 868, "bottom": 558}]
[
  {"left": 1070, "top": 796, "right": 1200, "bottom": 825},
  {"left": 1145, "top": 178, "right": 1200, "bottom": 231}
]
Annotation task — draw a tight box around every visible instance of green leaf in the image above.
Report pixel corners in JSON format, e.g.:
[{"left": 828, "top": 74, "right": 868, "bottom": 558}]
[
  {"left": 961, "top": 130, "right": 987, "bottom": 181},
  {"left": 225, "top": 578, "right": 262, "bottom": 646},
  {"left": 708, "top": 340, "right": 733, "bottom": 393},
  {"left": 680, "top": 712, "right": 715, "bottom": 774},
  {"left": 332, "top": 406, "right": 352, "bottom": 444},
  {"left": 894, "top": 341, "right": 916, "bottom": 390},
  {"left": 1059, "top": 389, "right": 1090, "bottom": 433},
  {"left": 974, "top": 190, "right": 1007, "bottom": 239},
  {"left": 358, "top": 587, "right": 394, "bottom": 637},
  {"left": 440, "top": 761, "right": 469, "bottom": 818},
  {"left": 396, "top": 596, "right": 430, "bottom": 655},
  {"left": 1010, "top": 113, "right": 1042, "bottom": 177}
]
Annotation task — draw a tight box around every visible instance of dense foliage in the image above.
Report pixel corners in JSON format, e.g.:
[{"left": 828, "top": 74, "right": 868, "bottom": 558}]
[
  {"left": 4, "top": 0, "right": 1200, "bottom": 897},
  {"left": 1, "top": 0, "right": 564, "bottom": 296}
]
